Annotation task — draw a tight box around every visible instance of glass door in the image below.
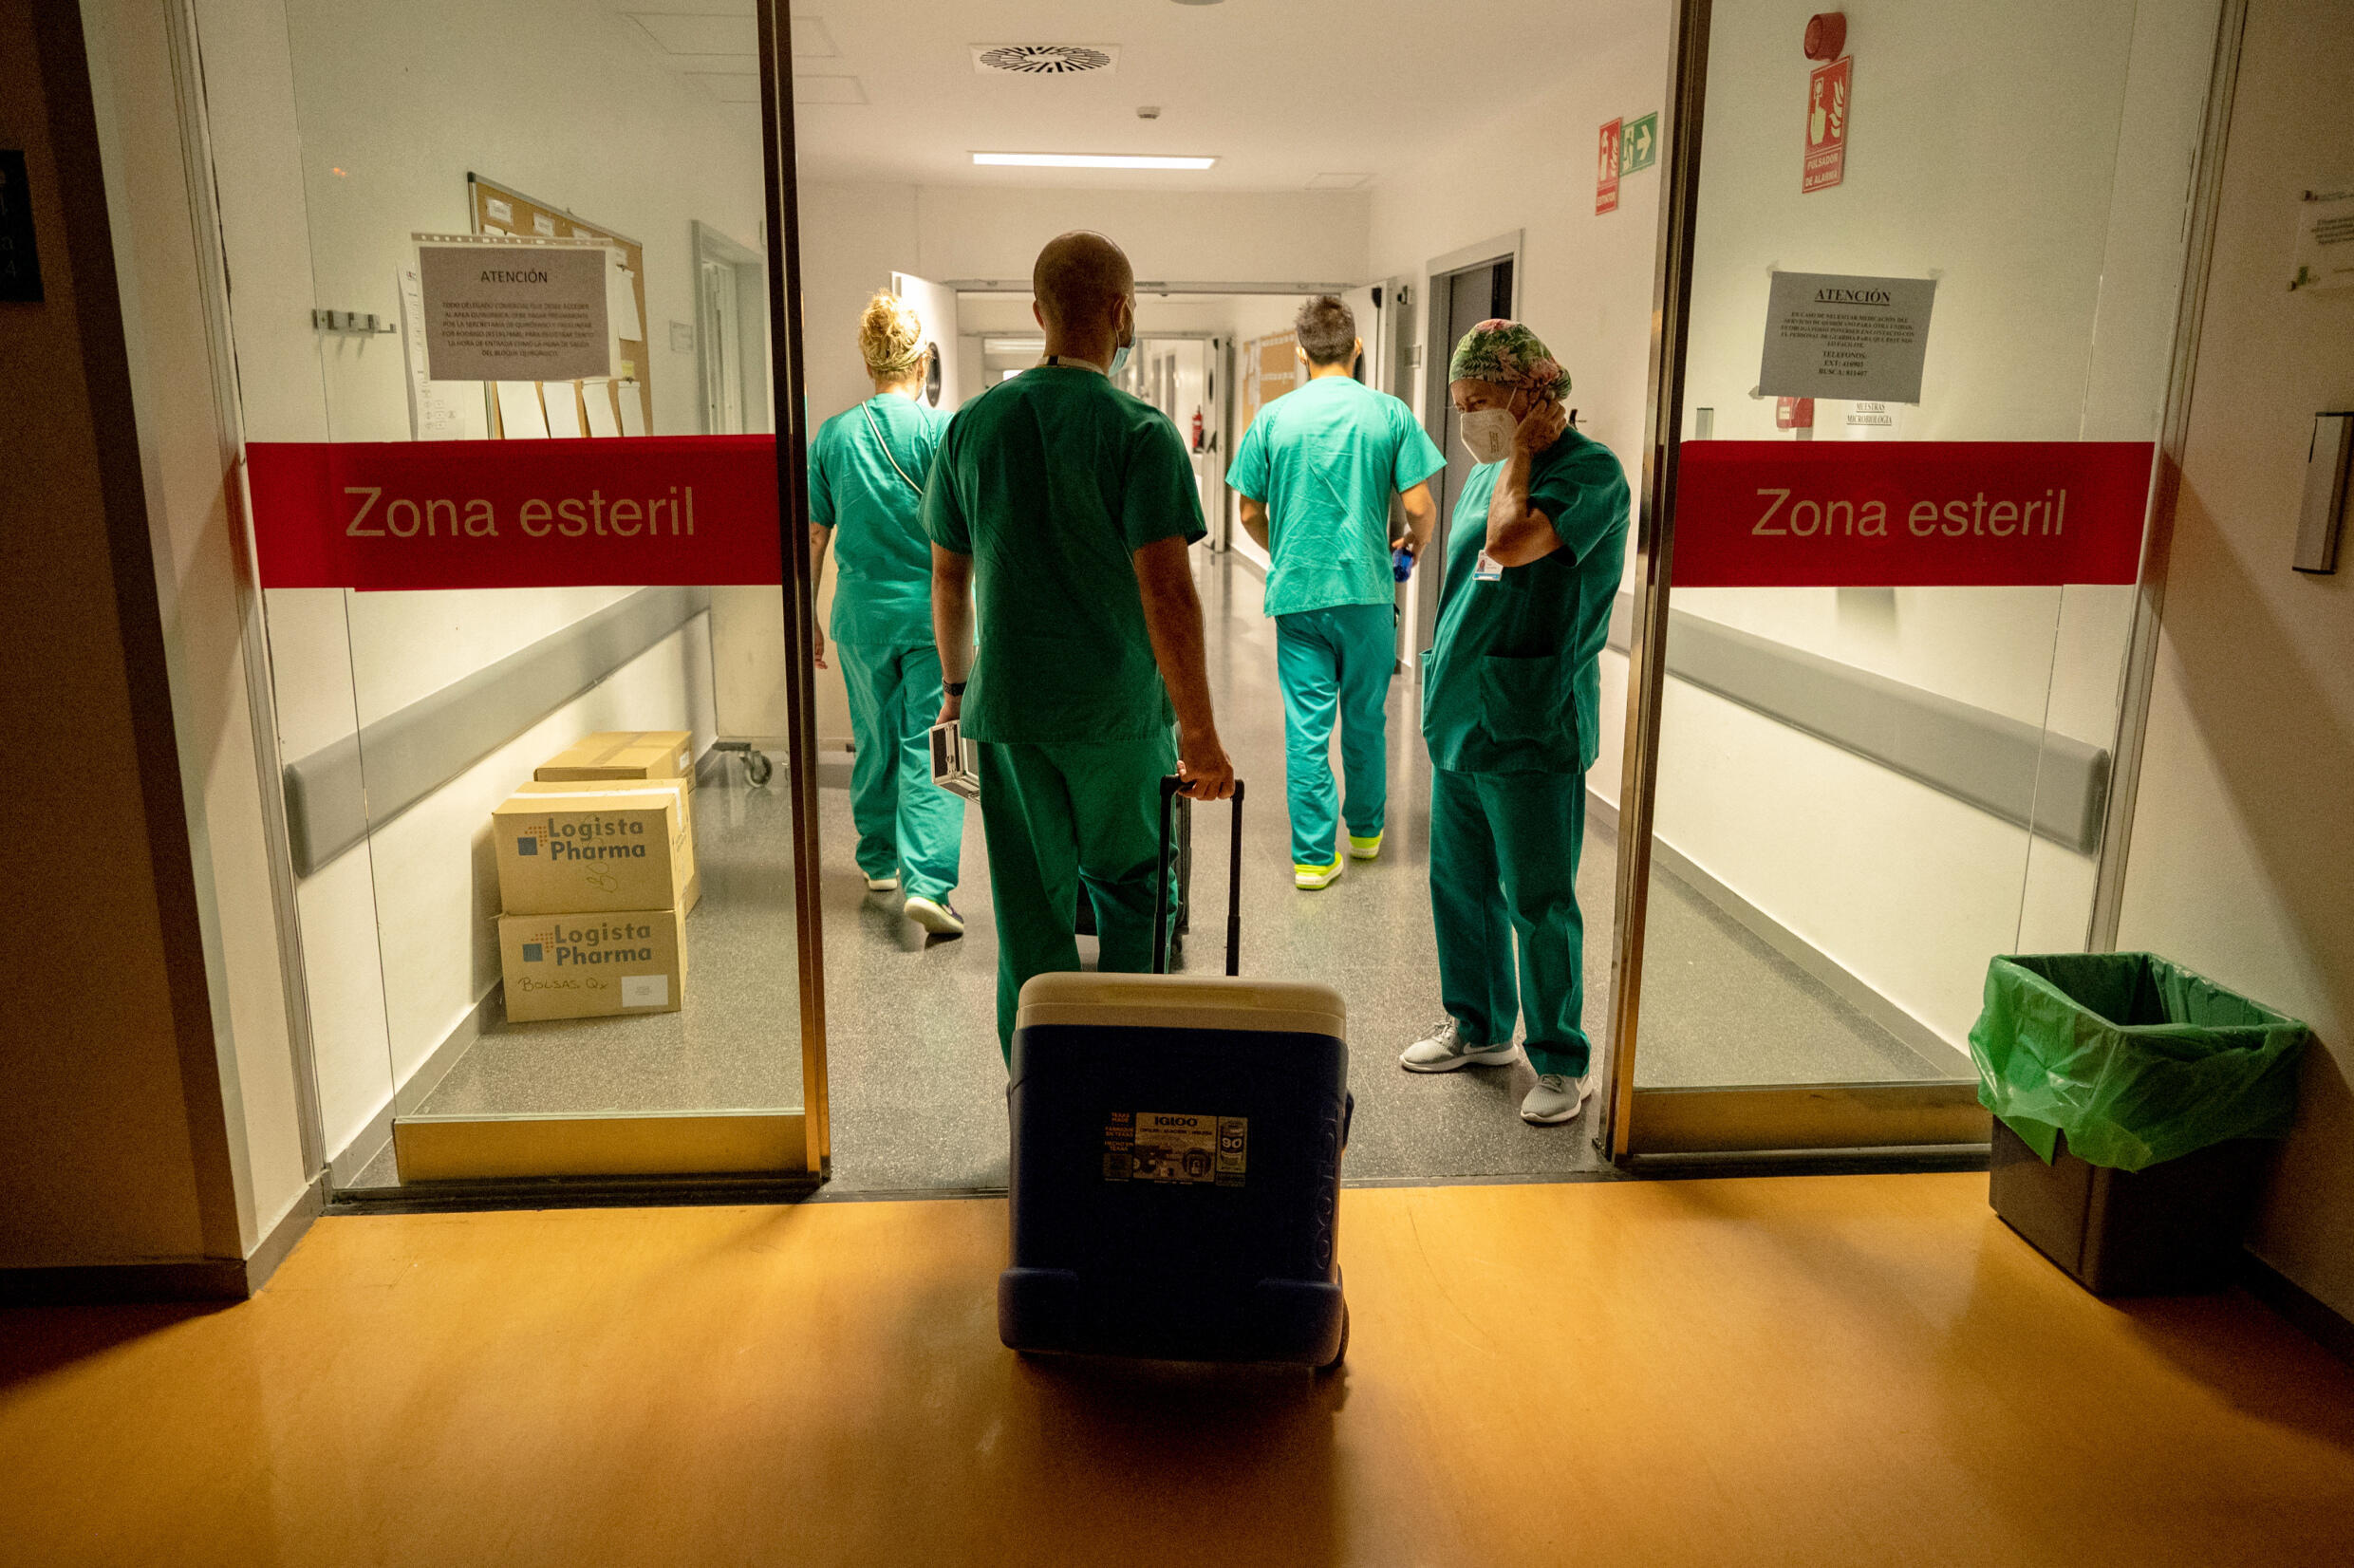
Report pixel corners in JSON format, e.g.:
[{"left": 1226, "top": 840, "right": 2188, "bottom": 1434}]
[
  {"left": 213, "top": 0, "right": 824, "bottom": 1191},
  {"left": 1604, "top": 0, "right": 2228, "bottom": 1156}
]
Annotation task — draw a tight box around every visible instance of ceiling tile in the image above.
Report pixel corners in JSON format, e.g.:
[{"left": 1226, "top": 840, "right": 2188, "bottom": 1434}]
[
  {"left": 794, "top": 75, "right": 866, "bottom": 105},
  {"left": 628, "top": 12, "right": 757, "bottom": 56}
]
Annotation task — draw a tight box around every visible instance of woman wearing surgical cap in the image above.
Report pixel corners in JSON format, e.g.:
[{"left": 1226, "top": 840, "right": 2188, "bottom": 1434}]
[
  {"left": 1397, "top": 320, "right": 1631, "bottom": 1125},
  {"left": 808, "top": 292, "right": 966, "bottom": 936}
]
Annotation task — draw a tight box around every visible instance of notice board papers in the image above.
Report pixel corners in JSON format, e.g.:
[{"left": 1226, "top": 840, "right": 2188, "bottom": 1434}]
[
  {"left": 495, "top": 381, "right": 550, "bottom": 439},
  {"left": 1758, "top": 271, "right": 1935, "bottom": 405}
]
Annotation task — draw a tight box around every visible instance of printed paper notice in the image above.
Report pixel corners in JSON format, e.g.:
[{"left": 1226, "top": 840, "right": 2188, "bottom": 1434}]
[
  {"left": 607, "top": 252, "right": 645, "bottom": 340},
  {"left": 616, "top": 381, "right": 647, "bottom": 438},
  {"left": 394, "top": 262, "right": 474, "bottom": 440},
  {"left": 1758, "top": 271, "right": 1935, "bottom": 404},
  {"left": 2289, "top": 189, "right": 2354, "bottom": 292},
  {"left": 419, "top": 239, "right": 611, "bottom": 382}
]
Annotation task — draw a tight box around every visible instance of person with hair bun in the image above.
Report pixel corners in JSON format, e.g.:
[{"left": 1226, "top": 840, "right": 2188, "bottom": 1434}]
[{"left": 808, "top": 291, "right": 965, "bottom": 936}]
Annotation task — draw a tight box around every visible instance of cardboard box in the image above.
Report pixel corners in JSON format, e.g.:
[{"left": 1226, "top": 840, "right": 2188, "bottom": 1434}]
[
  {"left": 535, "top": 730, "right": 692, "bottom": 782},
  {"left": 493, "top": 784, "right": 684, "bottom": 915},
  {"left": 510, "top": 776, "right": 701, "bottom": 913},
  {"left": 499, "top": 908, "right": 684, "bottom": 1022}
]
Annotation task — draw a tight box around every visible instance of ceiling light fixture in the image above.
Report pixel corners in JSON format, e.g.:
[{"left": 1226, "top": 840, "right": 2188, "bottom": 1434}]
[{"left": 973, "top": 152, "right": 1216, "bottom": 170}]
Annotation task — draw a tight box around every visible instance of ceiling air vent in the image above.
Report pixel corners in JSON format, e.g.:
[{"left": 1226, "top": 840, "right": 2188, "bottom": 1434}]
[{"left": 971, "top": 44, "right": 1118, "bottom": 76}]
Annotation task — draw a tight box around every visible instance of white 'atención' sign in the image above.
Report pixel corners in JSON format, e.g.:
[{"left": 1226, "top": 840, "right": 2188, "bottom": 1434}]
[
  {"left": 418, "top": 233, "right": 611, "bottom": 383},
  {"left": 1758, "top": 271, "right": 1937, "bottom": 405}
]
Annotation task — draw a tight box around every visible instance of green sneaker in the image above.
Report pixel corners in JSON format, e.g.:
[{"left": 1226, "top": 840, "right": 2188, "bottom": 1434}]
[{"left": 1294, "top": 856, "right": 1345, "bottom": 890}]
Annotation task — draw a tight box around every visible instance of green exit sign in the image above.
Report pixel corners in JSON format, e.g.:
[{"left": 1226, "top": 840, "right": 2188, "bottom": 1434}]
[{"left": 1619, "top": 113, "right": 1659, "bottom": 176}]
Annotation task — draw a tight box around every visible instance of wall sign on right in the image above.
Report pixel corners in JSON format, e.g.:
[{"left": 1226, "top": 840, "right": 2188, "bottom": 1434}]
[{"left": 1803, "top": 56, "right": 1852, "bottom": 194}]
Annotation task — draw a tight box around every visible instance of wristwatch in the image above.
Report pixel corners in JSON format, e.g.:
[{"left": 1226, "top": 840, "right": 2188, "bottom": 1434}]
[{"left": 943, "top": 681, "right": 967, "bottom": 697}]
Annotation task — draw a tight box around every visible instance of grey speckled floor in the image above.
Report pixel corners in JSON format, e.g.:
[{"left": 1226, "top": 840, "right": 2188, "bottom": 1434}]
[
  {"left": 366, "top": 550, "right": 1954, "bottom": 1194},
  {"left": 819, "top": 551, "right": 1955, "bottom": 1193}
]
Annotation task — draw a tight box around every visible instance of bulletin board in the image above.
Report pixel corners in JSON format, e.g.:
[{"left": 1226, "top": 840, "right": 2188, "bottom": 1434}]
[
  {"left": 468, "top": 173, "right": 654, "bottom": 439},
  {"left": 1240, "top": 332, "right": 1300, "bottom": 438}
]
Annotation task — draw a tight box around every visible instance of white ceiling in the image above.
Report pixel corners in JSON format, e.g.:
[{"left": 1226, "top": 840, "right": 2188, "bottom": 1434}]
[{"left": 600, "top": 0, "right": 1659, "bottom": 192}]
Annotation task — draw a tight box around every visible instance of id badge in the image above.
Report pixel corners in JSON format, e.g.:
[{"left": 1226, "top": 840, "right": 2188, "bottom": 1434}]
[{"left": 1474, "top": 550, "right": 1505, "bottom": 583}]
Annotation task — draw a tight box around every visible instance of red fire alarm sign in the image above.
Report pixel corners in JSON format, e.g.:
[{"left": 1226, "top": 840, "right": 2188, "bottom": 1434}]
[
  {"left": 1803, "top": 57, "right": 1851, "bottom": 194},
  {"left": 1597, "top": 118, "right": 1622, "bottom": 215}
]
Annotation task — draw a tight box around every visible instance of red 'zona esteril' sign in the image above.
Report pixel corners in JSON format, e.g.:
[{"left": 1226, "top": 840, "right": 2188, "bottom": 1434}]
[
  {"left": 244, "top": 436, "right": 784, "bottom": 589},
  {"left": 1672, "top": 440, "right": 2156, "bottom": 588}
]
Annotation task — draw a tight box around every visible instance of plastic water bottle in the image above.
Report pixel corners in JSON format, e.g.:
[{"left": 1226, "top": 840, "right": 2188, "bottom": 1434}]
[{"left": 1392, "top": 547, "right": 1415, "bottom": 582}]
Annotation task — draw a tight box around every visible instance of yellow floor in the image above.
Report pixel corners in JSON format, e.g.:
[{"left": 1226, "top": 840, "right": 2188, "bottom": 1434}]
[{"left": 4, "top": 1174, "right": 2350, "bottom": 1566}]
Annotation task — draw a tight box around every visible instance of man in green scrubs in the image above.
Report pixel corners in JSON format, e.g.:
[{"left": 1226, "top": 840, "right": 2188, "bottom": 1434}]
[
  {"left": 926, "top": 232, "right": 1236, "bottom": 1058},
  {"left": 809, "top": 294, "right": 963, "bottom": 933},
  {"left": 1401, "top": 320, "right": 1629, "bottom": 1126},
  {"left": 1229, "top": 295, "right": 1444, "bottom": 889}
]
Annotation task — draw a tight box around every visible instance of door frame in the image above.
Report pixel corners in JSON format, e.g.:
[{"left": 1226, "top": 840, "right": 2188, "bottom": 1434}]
[{"left": 755, "top": 0, "right": 833, "bottom": 1179}]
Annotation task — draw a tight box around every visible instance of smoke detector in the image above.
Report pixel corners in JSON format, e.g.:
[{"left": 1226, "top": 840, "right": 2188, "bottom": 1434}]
[{"left": 972, "top": 44, "right": 1119, "bottom": 76}]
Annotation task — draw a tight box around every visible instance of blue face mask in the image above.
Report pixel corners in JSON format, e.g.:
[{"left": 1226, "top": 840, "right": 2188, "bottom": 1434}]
[{"left": 1108, "top": 337, "right": 1134, "bottom": 377}]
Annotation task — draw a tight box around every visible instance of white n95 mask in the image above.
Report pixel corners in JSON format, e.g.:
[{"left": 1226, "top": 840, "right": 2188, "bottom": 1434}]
[{"left": 1460, "top": 408, "right": 1518, "bottom": 465}]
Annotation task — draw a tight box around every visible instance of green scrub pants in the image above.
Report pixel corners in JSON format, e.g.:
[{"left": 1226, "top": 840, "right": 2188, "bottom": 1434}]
[
  {"left": 1275, "top": 603, "right": 1394, "bottom": 866},
  {"left": 1429, "top": 765, "right": 1592, "bottom": 1077},
  {"left": 835, "top": 639, "right": 964, "bottom": 901},
  {"left": 977, "top": 729, "right": 1179, "bottom": 1059}
]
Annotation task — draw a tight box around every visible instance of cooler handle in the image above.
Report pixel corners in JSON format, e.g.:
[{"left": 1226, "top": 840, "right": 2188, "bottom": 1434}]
[{"left": 1155, "top": 775, "right": 1243, "bottom": 977}]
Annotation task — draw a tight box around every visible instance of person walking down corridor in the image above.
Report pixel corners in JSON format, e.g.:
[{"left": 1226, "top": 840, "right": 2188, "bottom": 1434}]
[
  {"left": 925, "top": 232, "right": 1236, "bottom": 1059},
  {"left": 1401, "top": 320, "right": 1630, "bottom": 1126},
  {"left": 808, "top": 292, "right": 966, "bottom": 935},
  {"left": 1229, "top": 295, "right": 1443, "bottom": 890}
]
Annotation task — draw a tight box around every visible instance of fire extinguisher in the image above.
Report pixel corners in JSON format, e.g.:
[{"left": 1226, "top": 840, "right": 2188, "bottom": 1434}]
[{"left": 1190, "top": 408, "right": 1205, "bottom": 454}]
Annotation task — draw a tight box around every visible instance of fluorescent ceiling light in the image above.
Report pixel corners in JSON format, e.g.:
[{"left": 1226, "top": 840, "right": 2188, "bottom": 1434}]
[{"left": 973, "top": 152, "right": 1217, "bottom": 171}]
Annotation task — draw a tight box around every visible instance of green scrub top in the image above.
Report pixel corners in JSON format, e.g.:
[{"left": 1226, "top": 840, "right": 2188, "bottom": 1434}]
[
  {"left": 1228, "top": 376, "right": 1446, "bottom": 618},
  {"left": 810, "top": 394, "right": 952, "bottom": 647},
  {"left": 924, "top": 364, "right": 1206, "bottom": 745},
  {"left": 1421, "top": 430, "right": 1631, "bottom": 775}
]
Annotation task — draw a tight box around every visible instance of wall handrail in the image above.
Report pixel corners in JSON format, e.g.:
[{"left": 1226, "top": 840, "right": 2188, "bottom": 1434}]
[
  {"left": 1607, "top": 593, "right": 2110, "bottom": 851},
  {"left": 281, "top": 587, "right": 712, "bottom": 875}
]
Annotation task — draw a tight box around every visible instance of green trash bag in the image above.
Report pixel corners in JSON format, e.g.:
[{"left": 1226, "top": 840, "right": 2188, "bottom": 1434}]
[{"left": 1968, "top": 953, "right": 2307, "bottom": 1172}]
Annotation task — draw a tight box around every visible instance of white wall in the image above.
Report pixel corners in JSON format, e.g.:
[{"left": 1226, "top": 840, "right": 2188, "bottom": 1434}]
[
  {"left": 278, "top": 0, "right": 764, "bottom": 442},
  {"left": 2118, "top": 0, "right": 2354, "bottom": 1321}
]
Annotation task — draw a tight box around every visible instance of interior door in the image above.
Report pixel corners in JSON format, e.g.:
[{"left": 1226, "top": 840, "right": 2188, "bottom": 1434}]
[
  {"left": 1603, "top": 0, "right": 2221, "bottom": 1159},
  {"left": 891, "top": 272, "right": 964, "bottom": 412},
  {"left": 1413, "top": 259, "right": 1513, "bottom": 657}
]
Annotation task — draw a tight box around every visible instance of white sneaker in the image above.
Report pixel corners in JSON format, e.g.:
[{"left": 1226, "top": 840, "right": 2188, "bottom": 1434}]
[
  {"left": 1521, "top": 1073, "right": 1593, "bottom": 1125},
  {"left": 864, "top": 872, "right": 900, "bottom": 892},
  {"left": 1398, "top": 1020, "right": 1519, "bottom": 1073},
  {"left": 904, "top": 895, "right": 965, "bottom": 936}
]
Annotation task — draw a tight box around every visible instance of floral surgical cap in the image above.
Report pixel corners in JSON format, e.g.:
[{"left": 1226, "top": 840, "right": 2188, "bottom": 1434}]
[{"left": 1448, "top": 319, "right": 1571, "bottom": 401}]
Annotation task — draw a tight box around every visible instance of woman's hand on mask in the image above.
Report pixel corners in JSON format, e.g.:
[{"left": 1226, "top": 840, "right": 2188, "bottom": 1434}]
[{"left": 1515, "top": 395, "right": 1569, "bottom": 458}]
